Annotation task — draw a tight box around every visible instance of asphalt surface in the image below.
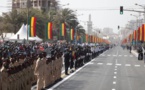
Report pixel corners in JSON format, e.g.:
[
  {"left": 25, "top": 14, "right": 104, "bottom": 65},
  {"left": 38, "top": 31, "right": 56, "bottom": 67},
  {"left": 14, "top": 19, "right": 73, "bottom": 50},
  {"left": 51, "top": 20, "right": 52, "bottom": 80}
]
[{"left": 47, "top": 46, "right": 145, "bottom": 90}]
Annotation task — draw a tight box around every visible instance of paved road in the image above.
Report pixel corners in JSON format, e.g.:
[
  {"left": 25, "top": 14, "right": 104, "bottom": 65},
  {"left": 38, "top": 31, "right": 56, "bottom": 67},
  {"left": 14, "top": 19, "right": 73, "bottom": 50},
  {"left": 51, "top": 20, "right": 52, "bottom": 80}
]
[{"left": 47, "top": 46, "right": 145, "bottom": 90}]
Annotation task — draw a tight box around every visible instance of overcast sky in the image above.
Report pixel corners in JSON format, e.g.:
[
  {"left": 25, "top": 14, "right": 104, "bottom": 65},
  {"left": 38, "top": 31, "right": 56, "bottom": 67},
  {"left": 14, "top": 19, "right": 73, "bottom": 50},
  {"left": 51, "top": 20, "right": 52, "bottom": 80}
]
[
  {"left": 60, "top": 0, "right": 145, "bottom": 34},
  {"left": 0, "top": 0, "right": 9, "bottom": 14},
  {"left": 0, "top": 0, "right": 145, "bottom": 34}
]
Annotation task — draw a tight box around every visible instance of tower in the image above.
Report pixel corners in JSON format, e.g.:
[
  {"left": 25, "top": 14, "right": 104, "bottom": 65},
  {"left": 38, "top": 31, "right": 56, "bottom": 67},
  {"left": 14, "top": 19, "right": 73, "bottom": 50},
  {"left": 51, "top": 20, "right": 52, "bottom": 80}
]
[{"left": 87, "top": 14, "right": 92, "bottom": 35}]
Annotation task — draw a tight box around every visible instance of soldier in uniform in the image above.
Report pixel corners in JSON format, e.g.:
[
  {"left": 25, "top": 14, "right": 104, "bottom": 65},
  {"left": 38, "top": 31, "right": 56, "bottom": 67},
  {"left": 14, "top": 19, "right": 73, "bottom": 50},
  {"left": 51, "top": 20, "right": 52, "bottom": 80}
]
[
  {"left": 0, "top": 57, "right": 2, "bottom": 90},
  {"left": 41, "top": 52, "right": 47, "bottom": 88},
  {"left": 45, "top": 57, "right": 51, "bottom": 87},
  {"left": 57, "top": 49, "right": 63, "bottom": 79},
  {"left": 34, "top": 53, "right": 45, "bottom": 90},
  {"left": 1, "top": 61, "right": 9, "bottom": 90}
]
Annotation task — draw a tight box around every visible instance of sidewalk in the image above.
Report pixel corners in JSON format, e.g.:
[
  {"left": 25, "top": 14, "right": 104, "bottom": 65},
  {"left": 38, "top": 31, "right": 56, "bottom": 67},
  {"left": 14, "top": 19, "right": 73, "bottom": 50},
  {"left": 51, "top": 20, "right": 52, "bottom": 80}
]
[{"left": 131, "top": 50, "right": 138, "bottom": 57}]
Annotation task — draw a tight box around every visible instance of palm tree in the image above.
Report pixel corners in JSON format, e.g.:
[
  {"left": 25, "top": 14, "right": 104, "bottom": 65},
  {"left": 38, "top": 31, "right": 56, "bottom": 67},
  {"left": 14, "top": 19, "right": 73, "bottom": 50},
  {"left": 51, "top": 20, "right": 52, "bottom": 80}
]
[
  {"left": 76, "top": 25, "right": 86, "bottom": 35},
  {"left": 2, "top": 10, "right": 23, "bottom": 33},
  {"left": 52, "top": 8, "right": 77, "bottom": 40}
]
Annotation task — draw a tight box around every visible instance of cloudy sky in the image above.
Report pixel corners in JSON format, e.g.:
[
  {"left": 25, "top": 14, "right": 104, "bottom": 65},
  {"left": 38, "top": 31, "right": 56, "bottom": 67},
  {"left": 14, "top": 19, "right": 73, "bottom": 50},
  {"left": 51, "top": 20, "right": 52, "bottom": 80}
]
[{"left": 0, "top": 0, "right": 145, "bottom": 33}]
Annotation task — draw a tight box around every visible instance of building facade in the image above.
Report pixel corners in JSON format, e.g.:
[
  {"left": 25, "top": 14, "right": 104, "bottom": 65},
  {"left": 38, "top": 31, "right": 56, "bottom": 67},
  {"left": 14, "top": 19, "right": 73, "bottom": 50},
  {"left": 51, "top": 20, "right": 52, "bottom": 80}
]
[{"left": 12, "top": 0, "right": 58, "bottom": 12}]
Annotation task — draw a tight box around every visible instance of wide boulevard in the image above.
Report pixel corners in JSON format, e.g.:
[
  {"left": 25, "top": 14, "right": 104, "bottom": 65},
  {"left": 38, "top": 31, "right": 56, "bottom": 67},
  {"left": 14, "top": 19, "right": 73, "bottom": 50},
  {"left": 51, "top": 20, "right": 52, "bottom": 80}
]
[{"left": 47, "top": 46, "right": 145, "bottom": 90}]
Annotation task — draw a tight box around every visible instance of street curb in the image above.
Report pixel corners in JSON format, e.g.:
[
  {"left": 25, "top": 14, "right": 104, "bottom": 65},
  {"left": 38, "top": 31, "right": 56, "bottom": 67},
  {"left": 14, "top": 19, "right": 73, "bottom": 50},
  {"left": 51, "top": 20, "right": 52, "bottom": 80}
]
[{"left": 131, "top": 50, "right": 138, "bottom": 57}]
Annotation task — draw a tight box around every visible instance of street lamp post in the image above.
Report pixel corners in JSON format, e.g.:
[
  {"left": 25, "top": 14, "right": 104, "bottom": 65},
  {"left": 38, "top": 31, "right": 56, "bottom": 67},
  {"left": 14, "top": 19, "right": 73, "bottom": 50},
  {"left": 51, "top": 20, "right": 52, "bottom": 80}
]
[
  {"left": 135, "top": 3, "right": 145, "bottom": 23},
  {"left": 27, "top": 8, "right": 29, "bottom": 42},
  {"left": 130, "top": 14, "right": 140, "bottom": 29},
  {"left": 131, "top": 13, "right": 142, "bottom": 47}
]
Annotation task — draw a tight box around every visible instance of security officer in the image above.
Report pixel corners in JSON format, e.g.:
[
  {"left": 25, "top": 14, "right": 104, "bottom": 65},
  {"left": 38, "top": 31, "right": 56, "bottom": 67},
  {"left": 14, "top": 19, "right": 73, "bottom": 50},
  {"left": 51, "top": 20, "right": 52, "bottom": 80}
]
[
  {"left": 64, "top": 48, "right": 70, "bottom": 75},
  {"left": 69, "top": 49, "right": 74, "bottom": 73}
]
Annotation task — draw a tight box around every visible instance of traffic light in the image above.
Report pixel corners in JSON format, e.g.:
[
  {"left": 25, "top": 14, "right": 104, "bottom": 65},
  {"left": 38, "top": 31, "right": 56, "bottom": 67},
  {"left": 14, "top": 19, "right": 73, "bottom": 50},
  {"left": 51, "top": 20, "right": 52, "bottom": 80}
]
[{"left": 120, "top": 6, "right": 123, "bottom": 15}]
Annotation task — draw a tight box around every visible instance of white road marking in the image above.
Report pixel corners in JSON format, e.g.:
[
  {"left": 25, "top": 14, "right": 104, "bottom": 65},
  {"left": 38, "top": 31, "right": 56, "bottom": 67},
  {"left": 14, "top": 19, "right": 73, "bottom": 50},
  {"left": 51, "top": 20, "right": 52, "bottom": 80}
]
[
  {"left": 114, "top": 69, "right": 117, "bottom": 70},
  {"left": 112, "top": 89, "right": 116, "bottom": 90},
  {"left": 116, "top": 64, "right": 121, "bottom": 66},
  {"left": 125, "top": 64, "right": 131, "bottom": 66},
  {"left": 114, "top": 76, "right": 117, "bottom": 79},
  {"left": 124, "top": 55, "right": 127, "bottom": 57},
  {"left": 113, "top": 81, "right": 116, "bottom": 84},
  {"left": 135, "top": 65, "right": 140, "bottom": 67},
  {"left": 97, "top": 63, "right": 103, "bottom": 65},
  {"left": 114, "top": 72, "right": 117, "bottom": 74},
  {"left": 106, "top": 63, "right": 113, "bottom": 65}
]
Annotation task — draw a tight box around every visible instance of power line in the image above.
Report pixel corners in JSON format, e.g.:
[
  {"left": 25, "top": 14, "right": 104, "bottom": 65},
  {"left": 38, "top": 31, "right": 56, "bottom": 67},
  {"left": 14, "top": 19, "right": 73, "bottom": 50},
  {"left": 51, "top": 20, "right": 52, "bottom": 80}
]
[{"left": 71, "top": 8, "right": 143, "bottom": 11}]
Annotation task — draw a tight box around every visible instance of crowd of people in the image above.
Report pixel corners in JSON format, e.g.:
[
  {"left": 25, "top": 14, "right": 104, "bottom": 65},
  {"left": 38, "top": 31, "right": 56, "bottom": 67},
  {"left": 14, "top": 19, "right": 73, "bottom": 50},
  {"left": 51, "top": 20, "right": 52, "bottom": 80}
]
[{"left": 0, "top": 41, "right": 110, "bottom": 90}]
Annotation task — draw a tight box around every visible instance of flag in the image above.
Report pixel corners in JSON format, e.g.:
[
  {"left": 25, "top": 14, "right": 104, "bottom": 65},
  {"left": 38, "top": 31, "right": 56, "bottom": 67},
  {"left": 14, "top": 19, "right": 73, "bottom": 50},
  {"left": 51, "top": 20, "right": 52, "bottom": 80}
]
[
  {"left": 77, "top": 34, "right": 80, "bottom": 41},
  {"left": 133, "top": 30, "right": 137, "bottom": 41},
  {"left": 86, "top": 34, "right": 88, "bottom": 42},
  {"left": 139, "top": 26, "right": 142, "bottom": 41},
  {"left": 46, "top": 22, "right": 53, "bottom": 39},
  {"left": 60, "top": 23, "right": 66, "bottom": 36},
  {"left": 90, "top": 35, "right": 93, "bottom": 42},
  {"left": 96, "top": 37, "right": 98, "bottom": 43},
  {"left": 142, "top": 24, "right": 145, "bottom": 41},
  {"left": 83, "top": 35, "right": 86, "bottom": 42},
  {"left": 129, "top": 34, "right": 131, "bottom": 42},
  {"left": 70, "top": 29, "right": 74, "bottom": 40},
  {"left": 138, "top": 27, "right": 140, "bottom": 41},
  {"left": 130, "top": 34, "right": 133, "bottom": 42},
  {"left": 29, "top": 16, "right": 36, "bottom": 37},
  {"left": 94, "top": 36, "right": 96, "bottom": 43}
]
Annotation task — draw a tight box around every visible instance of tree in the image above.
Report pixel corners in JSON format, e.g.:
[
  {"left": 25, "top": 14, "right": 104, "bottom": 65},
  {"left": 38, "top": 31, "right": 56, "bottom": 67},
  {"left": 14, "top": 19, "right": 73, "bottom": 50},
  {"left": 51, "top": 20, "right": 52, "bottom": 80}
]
[
  {"left": 76, "top": 25, "right": 85, "bottom": 35},
  {"left": 52, "top": 8, "right": 77, "bottom": 40},
  {"left": 2, "top": 10, "right": 23, "bottom": 34},
  {"left": 0, "top": 3, "right": 86, "bottom": 42}
]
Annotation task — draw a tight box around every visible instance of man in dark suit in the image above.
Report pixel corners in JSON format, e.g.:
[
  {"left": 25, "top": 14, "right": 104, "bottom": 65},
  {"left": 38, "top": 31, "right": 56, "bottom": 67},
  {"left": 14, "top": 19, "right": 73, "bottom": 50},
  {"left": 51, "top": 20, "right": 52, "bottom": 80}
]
[{"left": 64, "top": 48, "right": 70, "bottom": 75}]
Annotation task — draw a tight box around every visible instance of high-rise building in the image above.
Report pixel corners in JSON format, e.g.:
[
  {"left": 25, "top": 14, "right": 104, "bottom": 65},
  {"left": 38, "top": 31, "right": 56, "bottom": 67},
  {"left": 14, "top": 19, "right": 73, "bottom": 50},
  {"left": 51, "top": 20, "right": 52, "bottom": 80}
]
[
  {"left": 12, "top": 0, "right": 58, "bottom": 12},
  {"left": 87, "top": 14, "right": 92, "bottom": 35}
]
